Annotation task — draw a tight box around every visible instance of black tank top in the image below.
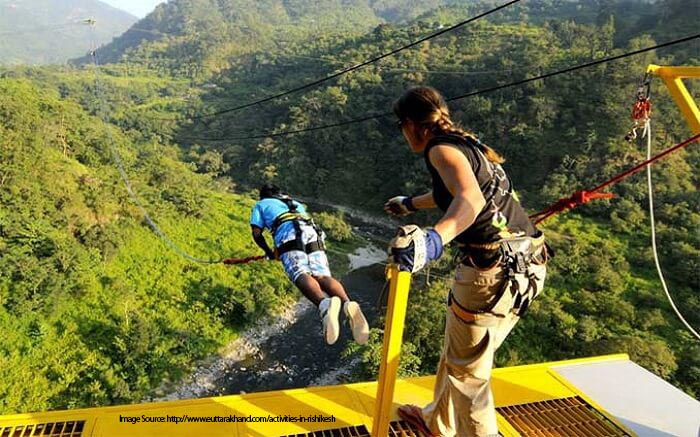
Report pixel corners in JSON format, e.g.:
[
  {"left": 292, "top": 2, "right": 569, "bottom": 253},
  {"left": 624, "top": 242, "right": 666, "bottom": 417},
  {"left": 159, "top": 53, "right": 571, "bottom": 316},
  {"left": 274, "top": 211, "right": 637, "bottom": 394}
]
[{"left": 424, "top": 134, "right": 536, "bottom": 246}]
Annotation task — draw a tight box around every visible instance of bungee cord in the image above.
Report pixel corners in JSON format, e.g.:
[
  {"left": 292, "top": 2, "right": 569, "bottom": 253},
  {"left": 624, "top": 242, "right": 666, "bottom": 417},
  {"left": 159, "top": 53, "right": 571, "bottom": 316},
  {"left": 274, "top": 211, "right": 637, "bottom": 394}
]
[{"left": 643, "top": 121, "right": 700, "bottom": 340}]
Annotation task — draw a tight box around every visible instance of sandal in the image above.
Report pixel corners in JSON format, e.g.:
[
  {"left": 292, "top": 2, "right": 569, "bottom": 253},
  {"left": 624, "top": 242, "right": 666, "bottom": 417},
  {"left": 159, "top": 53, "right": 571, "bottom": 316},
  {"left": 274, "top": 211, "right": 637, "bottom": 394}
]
[{"left": 398, "top": 404, "right": 436, "bottom": 437}]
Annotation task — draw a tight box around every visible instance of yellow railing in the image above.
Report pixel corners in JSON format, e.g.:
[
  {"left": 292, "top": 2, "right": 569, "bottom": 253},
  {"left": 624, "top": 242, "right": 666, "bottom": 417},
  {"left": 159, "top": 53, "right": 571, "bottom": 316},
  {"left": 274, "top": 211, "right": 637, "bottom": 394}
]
[
  {"left": 371, "top": 265, "right": 412, "bottom": 436},
  {"left": 647, "top": 65, "right": 700, "bottom": 134}
]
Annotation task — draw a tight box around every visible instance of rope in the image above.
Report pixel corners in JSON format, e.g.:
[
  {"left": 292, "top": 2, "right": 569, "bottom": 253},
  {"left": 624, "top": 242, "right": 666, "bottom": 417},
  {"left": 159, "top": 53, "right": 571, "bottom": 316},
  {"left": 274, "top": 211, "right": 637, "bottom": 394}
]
[
  {"left": 643, "top": 121, "right": 700, "bottom": 340},
  {"left": 87, "top": 23, "right": 255, "bottom": 266},
  {"left": 530, "top": 133, "right": 700, "bottom": 224},
  {"left": 223, "top": 255, "right": 267, "bottom": 265},
  {"left": 180, "top": 33, "right": 700, "bottom": 142},
  {"left": 189, "top": 0, "right": 521, "bottom": 121}
]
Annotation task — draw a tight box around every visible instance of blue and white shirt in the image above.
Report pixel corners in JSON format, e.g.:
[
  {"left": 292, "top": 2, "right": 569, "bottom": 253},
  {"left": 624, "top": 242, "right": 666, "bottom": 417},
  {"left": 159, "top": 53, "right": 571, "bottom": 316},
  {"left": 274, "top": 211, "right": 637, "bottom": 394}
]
[{"left": 250, "top": 198, "right": 307, "bottom": 246}]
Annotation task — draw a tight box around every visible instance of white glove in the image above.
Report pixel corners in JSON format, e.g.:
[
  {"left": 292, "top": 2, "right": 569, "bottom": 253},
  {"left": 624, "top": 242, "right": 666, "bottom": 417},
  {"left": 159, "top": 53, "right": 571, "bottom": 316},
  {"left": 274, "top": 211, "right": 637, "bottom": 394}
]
[
  {"left": 384, "top": 196, "right": 417, "bottom": 217},
  {"left": 388, "top": 225, "right": 444, "bottom": 273}
]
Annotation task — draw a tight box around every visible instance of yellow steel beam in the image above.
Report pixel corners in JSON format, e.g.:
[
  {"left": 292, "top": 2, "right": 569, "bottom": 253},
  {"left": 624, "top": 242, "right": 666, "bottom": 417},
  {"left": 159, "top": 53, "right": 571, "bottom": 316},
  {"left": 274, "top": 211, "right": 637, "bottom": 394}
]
[
  {"left": 371, "top": 265, "right": 412, "bottom": 437},
  {"left": 648, "top": 65, "right": 700, "bottom": 79},
  {"left": 647, "top": 64, "right": 700, "bottom": 134}
]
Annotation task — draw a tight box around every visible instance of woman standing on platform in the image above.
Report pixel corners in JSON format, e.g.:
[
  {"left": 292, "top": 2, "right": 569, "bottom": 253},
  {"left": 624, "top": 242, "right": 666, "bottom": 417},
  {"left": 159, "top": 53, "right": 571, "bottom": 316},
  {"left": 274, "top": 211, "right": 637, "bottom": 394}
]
[{"left": 385, "top": 86, "right": 549, "bottom": 437}]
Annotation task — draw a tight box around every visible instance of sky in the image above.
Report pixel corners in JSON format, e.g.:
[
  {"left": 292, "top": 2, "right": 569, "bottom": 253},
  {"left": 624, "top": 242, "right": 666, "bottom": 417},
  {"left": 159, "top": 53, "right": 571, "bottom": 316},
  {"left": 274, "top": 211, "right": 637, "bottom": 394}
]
[{"left": 101, "top": 0, "right": 166, "bottom": 18}]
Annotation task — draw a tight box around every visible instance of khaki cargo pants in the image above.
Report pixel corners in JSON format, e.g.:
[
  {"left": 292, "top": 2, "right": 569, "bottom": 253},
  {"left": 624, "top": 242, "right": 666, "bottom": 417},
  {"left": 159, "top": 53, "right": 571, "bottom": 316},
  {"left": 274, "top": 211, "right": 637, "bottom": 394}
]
[{"left": 422, "top": 261, "right": 547, "bottom": 437}]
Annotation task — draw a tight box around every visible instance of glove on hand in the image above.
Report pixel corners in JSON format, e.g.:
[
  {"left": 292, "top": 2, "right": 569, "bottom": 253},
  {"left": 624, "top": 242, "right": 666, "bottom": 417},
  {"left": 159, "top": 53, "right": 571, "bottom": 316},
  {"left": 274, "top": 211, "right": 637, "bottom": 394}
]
[
  {"left": 384, "top": 196, "right": 417, "bottom": 217},
  {"left": 389, "top": 225, "right": 443, "bottom": 273}
]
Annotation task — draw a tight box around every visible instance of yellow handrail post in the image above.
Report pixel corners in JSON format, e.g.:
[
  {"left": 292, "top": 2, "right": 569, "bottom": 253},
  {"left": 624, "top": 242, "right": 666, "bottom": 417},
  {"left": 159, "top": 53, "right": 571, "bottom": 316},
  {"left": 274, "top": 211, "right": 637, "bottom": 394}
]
[
  {"left": 371, "top": 265, "right": 412, "bottom": 437},
  {"left": 647, "top": 64, "right": 700, "bottom": 134}
]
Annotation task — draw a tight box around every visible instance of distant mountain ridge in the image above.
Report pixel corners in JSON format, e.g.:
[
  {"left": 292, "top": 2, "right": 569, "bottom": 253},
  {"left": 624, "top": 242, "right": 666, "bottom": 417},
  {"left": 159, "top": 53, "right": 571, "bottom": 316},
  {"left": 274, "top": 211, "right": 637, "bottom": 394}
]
[
  {"left": 0, "top": 0, "right": 137, "bottom": 65},
  {"left": 79, "top": 0, "right": 462, "bottom": 75}
]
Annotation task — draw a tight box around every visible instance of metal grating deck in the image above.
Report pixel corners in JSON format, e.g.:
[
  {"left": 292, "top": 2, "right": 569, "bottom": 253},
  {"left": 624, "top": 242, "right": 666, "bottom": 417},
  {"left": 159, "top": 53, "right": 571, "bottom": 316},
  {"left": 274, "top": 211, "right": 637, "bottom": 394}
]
[
  {"left": 497, "top": 396, "right": 630, "bottom": 436},
  {"left": 279, "top": 420, "right": 424, "bottom": 436},
  {"left": 280, "top": 424, "right": 369, "bottom": 437},
  {"left": 0, "top": 421, "right": 85, "bottom": 437},
  {"left": 388, "top": 420, "right": 424, "bottom": 436}
]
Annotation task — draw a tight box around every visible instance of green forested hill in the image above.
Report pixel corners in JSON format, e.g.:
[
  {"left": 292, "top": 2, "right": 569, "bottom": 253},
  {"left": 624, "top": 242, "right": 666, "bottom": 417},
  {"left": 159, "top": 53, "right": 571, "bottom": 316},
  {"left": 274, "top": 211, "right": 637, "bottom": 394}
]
[
  {"left": 0, "top": 75, "right": 294, "bottom": 413},
  {"left": 181, "top": 0, "right": 699, "bottom": 205},
  {"left": 80, "top": 0, "right": 484, "bottom": 77},
  {"left": 0, "top": 0, "right": 136, "bottom": 65},
  {"left": 82, "top": 0, "right": 382, "bottom": 76}
]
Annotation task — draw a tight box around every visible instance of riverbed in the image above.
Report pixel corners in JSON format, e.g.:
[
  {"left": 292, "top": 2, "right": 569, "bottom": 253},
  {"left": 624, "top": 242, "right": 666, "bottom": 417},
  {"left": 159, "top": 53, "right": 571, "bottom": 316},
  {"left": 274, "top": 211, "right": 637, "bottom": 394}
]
[{"left": 158, "top": 203, "right": 396, "bottom": 400}]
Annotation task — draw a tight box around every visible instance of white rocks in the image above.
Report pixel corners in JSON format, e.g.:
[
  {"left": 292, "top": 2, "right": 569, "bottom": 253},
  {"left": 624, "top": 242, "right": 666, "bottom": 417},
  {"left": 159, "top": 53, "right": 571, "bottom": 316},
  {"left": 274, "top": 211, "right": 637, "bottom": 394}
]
[{"left": 155, "top": 298, "right": 314, "bottom": 401}]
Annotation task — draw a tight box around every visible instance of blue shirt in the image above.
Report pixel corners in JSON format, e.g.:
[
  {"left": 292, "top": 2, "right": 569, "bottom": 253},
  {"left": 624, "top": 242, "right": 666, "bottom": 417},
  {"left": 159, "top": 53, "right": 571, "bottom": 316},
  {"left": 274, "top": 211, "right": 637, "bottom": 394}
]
[{"left": 250, "top": 198, "right": 307, "bottom": 246}]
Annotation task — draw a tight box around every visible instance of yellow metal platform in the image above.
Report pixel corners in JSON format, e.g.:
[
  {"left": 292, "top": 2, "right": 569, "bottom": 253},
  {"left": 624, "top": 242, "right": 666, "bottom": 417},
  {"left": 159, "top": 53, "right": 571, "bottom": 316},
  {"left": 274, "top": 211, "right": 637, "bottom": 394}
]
[{"left": 0, "top": 354, "right": 634, "bottom": 437}]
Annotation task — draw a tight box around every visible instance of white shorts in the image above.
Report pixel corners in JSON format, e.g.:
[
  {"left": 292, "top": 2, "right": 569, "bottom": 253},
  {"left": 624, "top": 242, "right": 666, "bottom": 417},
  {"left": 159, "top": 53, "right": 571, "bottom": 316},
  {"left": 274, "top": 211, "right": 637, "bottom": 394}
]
[{"left": 277, "top": 223, "right": 331, "bottom": 282}]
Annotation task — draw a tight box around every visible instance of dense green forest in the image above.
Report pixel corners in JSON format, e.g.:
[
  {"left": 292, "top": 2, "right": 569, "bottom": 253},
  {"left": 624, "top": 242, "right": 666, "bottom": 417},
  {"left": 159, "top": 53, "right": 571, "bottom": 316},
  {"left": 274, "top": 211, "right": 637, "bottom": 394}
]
[
  {"left": 0, "top": 74, "right": 296, "bottom": 412},
  {"left": 0, "top": 0, "right": 698, "bottom": 415}
]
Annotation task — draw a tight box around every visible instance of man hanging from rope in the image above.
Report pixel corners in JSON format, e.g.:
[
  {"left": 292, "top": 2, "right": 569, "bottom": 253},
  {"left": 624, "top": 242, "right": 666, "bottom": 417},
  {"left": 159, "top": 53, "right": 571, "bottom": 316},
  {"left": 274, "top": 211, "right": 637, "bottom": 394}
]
[{"left": 250, "top": 184, "right": 369, "bottom": 345}]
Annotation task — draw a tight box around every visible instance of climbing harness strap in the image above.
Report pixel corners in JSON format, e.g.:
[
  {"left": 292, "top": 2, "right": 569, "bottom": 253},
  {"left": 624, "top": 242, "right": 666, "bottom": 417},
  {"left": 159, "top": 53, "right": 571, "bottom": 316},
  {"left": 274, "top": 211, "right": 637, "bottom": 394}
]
[
  {"left": 276, "top": 238, "right": 325, "bottom": 256},
  {"left": 269, "top": 195, "right": 326, "bottom": 256},
  {"left": 449, "top": 234, "right": 549, "bottom": 326},
  {"left": 271, "top": 211, "right": 313, "bottom": 234}
]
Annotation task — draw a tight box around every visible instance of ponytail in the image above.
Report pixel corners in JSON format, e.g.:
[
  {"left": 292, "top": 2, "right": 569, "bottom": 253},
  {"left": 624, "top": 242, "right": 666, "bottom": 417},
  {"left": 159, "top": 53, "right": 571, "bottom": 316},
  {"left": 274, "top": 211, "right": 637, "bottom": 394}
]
[{"left": 433, "top": 111, "right": 505, "bottom": 165}]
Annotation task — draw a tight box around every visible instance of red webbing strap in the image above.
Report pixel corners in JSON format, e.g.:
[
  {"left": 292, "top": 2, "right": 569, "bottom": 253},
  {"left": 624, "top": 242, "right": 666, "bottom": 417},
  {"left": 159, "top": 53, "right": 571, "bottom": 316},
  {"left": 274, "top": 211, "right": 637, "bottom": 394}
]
[
  {"left": 531, "top": 133, "right": 700, "bottom": 225},
  {"left": 222, "top": 255, "right": 267, "bottom": 265}
]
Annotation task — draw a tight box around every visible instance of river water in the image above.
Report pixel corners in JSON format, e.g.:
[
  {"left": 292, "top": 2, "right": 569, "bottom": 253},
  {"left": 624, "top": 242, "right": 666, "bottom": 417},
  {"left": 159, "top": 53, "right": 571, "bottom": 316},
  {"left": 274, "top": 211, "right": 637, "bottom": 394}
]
[{"left": 215, "top": 263, "right": 386, "bottom": 395}]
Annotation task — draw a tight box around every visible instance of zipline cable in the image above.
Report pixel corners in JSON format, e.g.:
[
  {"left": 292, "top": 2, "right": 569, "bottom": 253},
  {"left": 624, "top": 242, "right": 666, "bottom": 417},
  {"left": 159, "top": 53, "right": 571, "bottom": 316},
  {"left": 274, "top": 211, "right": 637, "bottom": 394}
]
[
  {"left": 173, "top": 94, "right": 630, "bottom": 140},
  {"left": 180, "top": 33, "right": 700, "bottom": 142},
  {"left": 643, "top": 121, "right": 700, "bottom": 340},
  {"left": 189, "top": 0, "right": 522, "bottom": 121}
]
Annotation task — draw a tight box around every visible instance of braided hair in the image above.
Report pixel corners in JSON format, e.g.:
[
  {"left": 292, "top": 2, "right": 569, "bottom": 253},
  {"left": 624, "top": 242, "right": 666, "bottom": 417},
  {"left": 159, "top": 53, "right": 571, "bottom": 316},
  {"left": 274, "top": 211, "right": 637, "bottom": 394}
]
[{"left": 393, "top": 86, "right": 504, "bottom": 164}]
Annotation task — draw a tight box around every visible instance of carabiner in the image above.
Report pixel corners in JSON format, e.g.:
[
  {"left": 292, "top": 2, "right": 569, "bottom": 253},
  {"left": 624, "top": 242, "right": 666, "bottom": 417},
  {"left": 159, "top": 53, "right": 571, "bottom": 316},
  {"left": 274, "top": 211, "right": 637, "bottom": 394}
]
[{"left": 635, "top": 72, "right": 652, "bottom": 101}]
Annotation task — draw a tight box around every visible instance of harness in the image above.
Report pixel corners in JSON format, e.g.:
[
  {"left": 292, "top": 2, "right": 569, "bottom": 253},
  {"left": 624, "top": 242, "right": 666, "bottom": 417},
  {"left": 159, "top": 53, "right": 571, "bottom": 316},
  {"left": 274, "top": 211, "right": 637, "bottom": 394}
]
[
  {"left": 448, "top": 233, "right": 552, "bottom": 325},
  {"left": 269, "top": 195, "right": 325, "bottom": 256}
]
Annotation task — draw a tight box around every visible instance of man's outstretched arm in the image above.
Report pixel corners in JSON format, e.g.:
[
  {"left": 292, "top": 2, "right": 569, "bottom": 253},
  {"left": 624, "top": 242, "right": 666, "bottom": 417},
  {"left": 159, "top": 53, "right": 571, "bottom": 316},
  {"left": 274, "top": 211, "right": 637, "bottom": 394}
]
[{"left": 251, "top": 225, "right": 275, "bottom": 260}]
